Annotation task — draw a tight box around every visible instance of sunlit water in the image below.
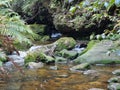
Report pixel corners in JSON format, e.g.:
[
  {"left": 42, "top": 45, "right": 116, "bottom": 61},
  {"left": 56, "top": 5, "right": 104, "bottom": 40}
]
[{"left": 0, "top": 64, "right": 120, "bottom": 90}]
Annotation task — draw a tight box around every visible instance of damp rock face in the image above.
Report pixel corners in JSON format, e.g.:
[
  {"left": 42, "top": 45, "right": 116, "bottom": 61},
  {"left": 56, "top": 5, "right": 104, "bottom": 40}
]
[{"left": 74, "top": 40, "right": 120, "bottom": 65}]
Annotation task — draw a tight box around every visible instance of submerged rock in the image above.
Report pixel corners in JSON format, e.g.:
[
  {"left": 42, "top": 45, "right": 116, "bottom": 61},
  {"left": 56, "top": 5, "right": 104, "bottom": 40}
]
[
  {"left": 28, "top": 62, "right": 44, "bottom": 69},
  {"left": 83, "top": 70, "right": 98, "bottom": 75},
  {"left": 70, "top": 63, "right": 90, "bottom": 71},
  {"left": 49, "top": 66, "right": 58, "bottom": 70},
  {"left": 88, "top": 88, "right": 105, "bottom": 90}
]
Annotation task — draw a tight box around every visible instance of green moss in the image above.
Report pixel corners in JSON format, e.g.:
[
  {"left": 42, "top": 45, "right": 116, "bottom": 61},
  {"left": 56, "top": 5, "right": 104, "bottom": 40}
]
[
  {"left": 57, "top": 49, "right": 78, "bottom": 59},
  {"left": 25, "top": 51, "right": 54, "bottom": 64},
  {"left": 0, "top": 52, "right": 7, "bottom": 62},
  {"left": 80, "top": 40, "right": 98, "bottom": 55},
  {"left": 55, "top": 37, "right": 76, "bottom": 51}
]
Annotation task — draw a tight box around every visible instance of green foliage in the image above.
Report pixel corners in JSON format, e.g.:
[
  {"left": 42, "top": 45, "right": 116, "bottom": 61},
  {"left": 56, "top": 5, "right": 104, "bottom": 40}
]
[
  {"left": 69, "top": 6, "right": 77, "bottom": 14},
  {"left": 0, "top": 0, "right": 37, "bottom": 44}
]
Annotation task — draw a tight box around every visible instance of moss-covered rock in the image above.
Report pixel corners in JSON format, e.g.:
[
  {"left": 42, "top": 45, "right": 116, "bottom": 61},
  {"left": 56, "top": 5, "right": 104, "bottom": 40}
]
[
  {"left": 55, "top": 56, "right": 67, "bottom": 63},
  {"left": 74, "top": 40, "right": 120, "bottom": 64},
  {"left": 25, "top": 51, "right": 54, "bottom": 64},
  {"left": 54, "top": 37, "right": 76, "bottom": 51},
  {"left": 70, "top": 63, "right": 90, "bottom": 71},
  {"left": 57, "top": 49, "right": 78, "bottom": 59}
]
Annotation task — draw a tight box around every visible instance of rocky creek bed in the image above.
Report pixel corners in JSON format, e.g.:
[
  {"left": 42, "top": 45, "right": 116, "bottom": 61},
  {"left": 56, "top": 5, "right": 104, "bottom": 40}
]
[
  {"left": 0, "top": 37, "right": 120, "bottom": 90},
  {"left": 1, "top": 64, "right": 120, "bottom": 90}
]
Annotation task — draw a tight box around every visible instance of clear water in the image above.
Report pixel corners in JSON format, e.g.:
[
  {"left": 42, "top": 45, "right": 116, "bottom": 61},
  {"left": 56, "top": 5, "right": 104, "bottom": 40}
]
[{"left": 0, "top": 64, "right": 120, "bottom": 90}]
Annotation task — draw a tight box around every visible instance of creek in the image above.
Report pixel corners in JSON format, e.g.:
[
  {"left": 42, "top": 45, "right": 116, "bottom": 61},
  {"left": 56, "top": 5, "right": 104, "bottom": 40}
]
[{"left": 0, "top": 64, "right": 120, "bottom": 90}]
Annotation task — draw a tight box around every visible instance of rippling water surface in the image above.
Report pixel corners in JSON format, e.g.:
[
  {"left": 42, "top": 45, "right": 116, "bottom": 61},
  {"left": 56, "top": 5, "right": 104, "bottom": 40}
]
[{"left": 0, "top": 64, "right": 120, "bottom": 90}]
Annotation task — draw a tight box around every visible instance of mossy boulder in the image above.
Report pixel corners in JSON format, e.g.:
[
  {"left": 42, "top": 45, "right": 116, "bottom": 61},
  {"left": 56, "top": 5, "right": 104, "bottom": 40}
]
[
  {"left": 25, "top": 51, "right": 54, "bottom": 64},
  {"left": 55, "top": 56, "right": 67, "bottom": 63},
  {"left": 54, "top": 37, "right": 76, "bottom": 51},
  {"left": 74, "top": 40, "right": 120, "bottom": 64},
  {"left": 70, "top": 63, "right": 90, "bottom": 71},
  {"left": 57, "top": 49, "right": 78, "bottom": 59}
]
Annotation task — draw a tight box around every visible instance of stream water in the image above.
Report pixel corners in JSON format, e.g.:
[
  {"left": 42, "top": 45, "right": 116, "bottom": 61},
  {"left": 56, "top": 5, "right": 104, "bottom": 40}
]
[{"left": 0, "top": 64, "right": 120, "bottom": 90}]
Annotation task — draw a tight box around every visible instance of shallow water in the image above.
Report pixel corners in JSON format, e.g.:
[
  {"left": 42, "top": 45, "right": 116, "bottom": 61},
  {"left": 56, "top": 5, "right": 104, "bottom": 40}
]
[{"left": 0, "top": 64, "right": 120, "bottom": 90}]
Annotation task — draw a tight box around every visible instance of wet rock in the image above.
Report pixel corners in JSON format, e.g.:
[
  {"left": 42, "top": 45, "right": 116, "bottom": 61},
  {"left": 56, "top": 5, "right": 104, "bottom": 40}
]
[
  {"left": 108, "top": 77, "right": 120, "bottom": 83},
  {"left": 28, "top": 62, "right": 44, "bottom": 69},
  {"left": 108, "top": 83, "right": 120, "bottom": 90},
  {"left": 88, "top": 88, "right": 105, "bottom": 90},
  {"left": 49, "top": 66, "right": 58, "bottom": 70},
  {"left": 70, "top": 63, "right": 90, "bottom": 71},
  {"left": 112, "top": 69, "right": 120, "bottom": 76},
  {"left": 54, "top": 37, "right": 76, "bottom": 51},
  {"left": 4, "top": 55, "right": 24, "bottom": 68},
  {"left": 25, "top": 52, "right": 55, "bottom": 63},
  {"left": 55, "top": 56, "right": 67, "bottom": 63},
  {"left": 83, "top": 70, "right": 98, "bottom": 75},
  {"left": 74, "top": 40, "right": 120, "bottom": 64},
  {"left": 57, "top": 49, "right": 78, "bottom": 59},
  {"left": 19, "top": 51, "right": 27, "bottom": 58},
  {"left": 57, "top": 74, "right": 69, "bottom": 78}
]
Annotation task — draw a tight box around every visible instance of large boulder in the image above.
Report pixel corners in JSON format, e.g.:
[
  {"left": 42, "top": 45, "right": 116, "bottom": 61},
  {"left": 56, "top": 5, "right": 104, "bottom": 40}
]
[
  {"left": 54, "top": 37, "right": 76, "bottom": 51},
  {"left": 74, "top": 40, "right": 120, "bottom": 64}
]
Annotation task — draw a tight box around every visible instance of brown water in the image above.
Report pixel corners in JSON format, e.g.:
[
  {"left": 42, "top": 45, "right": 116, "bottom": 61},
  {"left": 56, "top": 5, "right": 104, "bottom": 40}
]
[{"left": 0, "top": 65, "right": 120, "bottom": 90}]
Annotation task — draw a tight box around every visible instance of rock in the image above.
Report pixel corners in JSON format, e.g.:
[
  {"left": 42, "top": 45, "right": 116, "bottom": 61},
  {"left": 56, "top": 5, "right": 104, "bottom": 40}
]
[
  {"left": 70, "top": 63, "right": 90, "bottom": 71},
  {"left": 19, "top": 51, "right": 27, "bottom": 58},
  {"left": 108, "top": 77, "right": 120, "bottom": 83},
  {"left": 112, "top": 69, "right": 120, "bottom": 76},
  {"left": 55, "top": 56, "right": 67, "bottom": 63},
  {"left": 25, "top": 52, "right": 54, "bottom": 63},
  {"left": 57, "top": 49, "right": 78, "bottom": 59},
  {"left": 83, "top": 70, "right": 98, "bottom": 75},
  {"left": 4, "top": 55, "right": 24, "bottom": 70},
  {"left": 7, "top": 55, "right": 24, "bottom": 66},
  {"left": 108, "top": 83, "right": 120, "bottom": 90},
  {"left": 74, "top": 40, "right": 120, "bottom": 64},
  {"left": 57, "top": 74, "right": 69, "bottom": 78},
  {"left": 88, "top": 88, "right": 104, "bottom": 90},
  {"left": 28, "top": 62, "right": 44, "bottom": 69},
  {"left": 54, "top": 37, "right": 76, "bottom": 51},
  {"left": 49, "top": 66, "right": 58, "bottom": 70}
]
